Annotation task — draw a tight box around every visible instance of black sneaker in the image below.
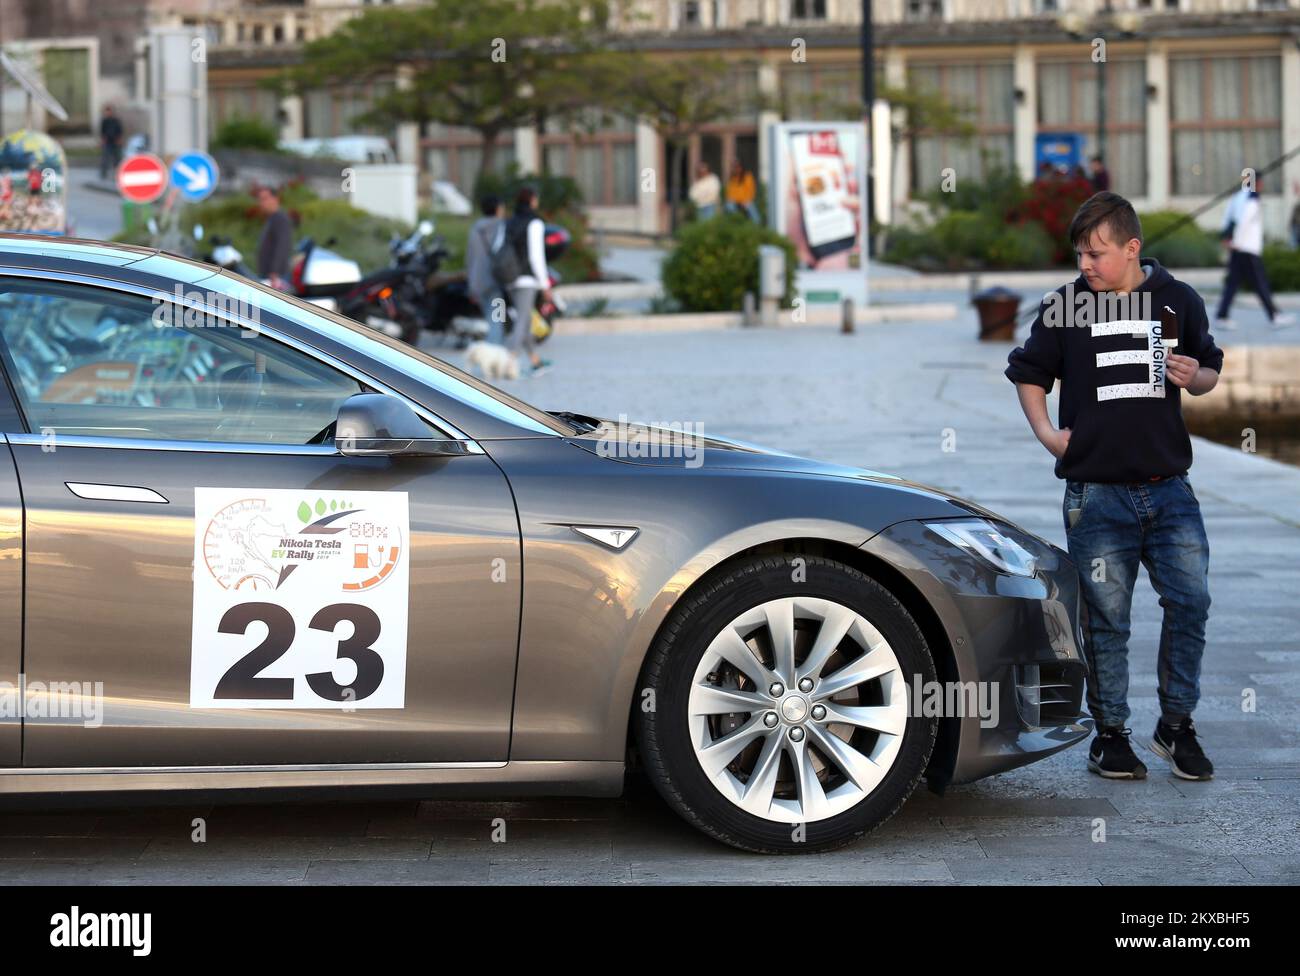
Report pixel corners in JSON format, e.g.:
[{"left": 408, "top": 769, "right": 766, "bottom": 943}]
[
  {"left": 1087, "top": 726, "right": 1147, "bottom": 779},
  {"left": 1151, "top": 717, "right": 1214, "bottom": 781}
]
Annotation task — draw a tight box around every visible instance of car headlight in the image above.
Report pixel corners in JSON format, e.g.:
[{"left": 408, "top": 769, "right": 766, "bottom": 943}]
[{"left": 924, "top": 518, "right": 1039, "bottom": 578}]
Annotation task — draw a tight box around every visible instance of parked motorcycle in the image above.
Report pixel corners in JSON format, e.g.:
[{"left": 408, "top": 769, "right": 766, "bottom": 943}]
[
  {"left": 289, "top": 236, "right": 367, "bottom": 314},
  {"left": 313, "top": 221, "right": 486, "bottom": 347},
  {"left": 179, "top": 216, "right": 570, "bottom": 351},
  {"left": 357, "top": 219, "right": 572, "bottom": 349},
  {"left": 383, "top": 220, "right": 502, "bottom": 349},
  {"left": 334, "top": 222, "right": 441, "bottom": 345}
]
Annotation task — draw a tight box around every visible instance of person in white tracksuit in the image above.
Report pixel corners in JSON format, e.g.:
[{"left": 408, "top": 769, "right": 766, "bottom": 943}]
[{"left": 1215, "top": 173, "right": 1294, "bottom": 329}]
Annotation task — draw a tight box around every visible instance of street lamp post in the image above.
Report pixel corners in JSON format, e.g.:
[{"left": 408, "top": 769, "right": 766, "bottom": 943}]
[
  {"left": 862, "top": 0, "right": 874, "bottom": 111},
  {"left": 1095, "top": 0, "right": 1117, "bottom": 170},
  {"left": 1061, "top": 2, "right": 1140, "bottom": 180},
  {"left": 862, "top": 0, "right": 874, "bottom": 254},
  {"left": 1097, "top": 21, "right": 1107, "bottom": 167}
]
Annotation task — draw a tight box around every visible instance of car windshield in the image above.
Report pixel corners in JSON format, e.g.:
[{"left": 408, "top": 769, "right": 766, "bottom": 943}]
[{"left": 197, "top": 268, "right": 575, "bottom": 437}]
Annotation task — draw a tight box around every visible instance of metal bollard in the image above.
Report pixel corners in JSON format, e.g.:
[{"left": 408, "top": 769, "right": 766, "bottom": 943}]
[
  {"left": 757, "top": 244, "right": 785, "bottom": 328},
  {"left": 742, "top": 291, "right": 756, "bottom": 327},
  {"left": 841, "top": 297, "right": 855, "bottom": 334}
]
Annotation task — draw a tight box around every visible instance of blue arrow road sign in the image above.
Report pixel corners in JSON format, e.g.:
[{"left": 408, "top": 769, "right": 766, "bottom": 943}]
[{"left": 170, "top": 151, "right": 219, "bottom": 202}]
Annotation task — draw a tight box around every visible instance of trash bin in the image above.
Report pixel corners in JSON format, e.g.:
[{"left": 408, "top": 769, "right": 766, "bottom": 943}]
[{"left": 971, "top": 285, "right": 1022, "bottom": 342}]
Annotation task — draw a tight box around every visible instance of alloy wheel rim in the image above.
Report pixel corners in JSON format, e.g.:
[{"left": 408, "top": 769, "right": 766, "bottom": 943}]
[{"left": 687, "top": 596, "right": 907, "bottom": 825}]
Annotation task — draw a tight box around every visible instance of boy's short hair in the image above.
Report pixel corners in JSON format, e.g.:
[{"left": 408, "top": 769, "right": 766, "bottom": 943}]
[
  {"left": 1068, "top": 191, "right": 1143, "bottom": 251},
  {"left": 479, "top": 193, "right": 500, "bottom": 217}
]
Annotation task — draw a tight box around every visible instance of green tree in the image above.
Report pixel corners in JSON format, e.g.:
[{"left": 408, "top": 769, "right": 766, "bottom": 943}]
[
  {"left": 615, "top": 54, "right": 770, "bottom": 231},
  {"left": 277, "top": 0, "right": 625, "bottom": 184},
  {"left": 812, "top": 80, "right": 977, "bottom": 144}
]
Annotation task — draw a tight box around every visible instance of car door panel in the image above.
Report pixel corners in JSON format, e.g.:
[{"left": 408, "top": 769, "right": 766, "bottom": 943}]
[{"left": 11, "top": 440, "right": 521, "bottom": 767}]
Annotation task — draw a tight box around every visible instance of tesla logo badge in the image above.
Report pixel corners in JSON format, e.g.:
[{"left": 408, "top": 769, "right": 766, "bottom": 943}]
[{"left": 570, "top": 525, "right": 639, "bottom": 550}]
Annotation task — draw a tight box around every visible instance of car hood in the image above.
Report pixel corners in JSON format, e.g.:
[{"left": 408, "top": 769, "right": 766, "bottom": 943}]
[{"left": 564, "top": 416, "right": 1006, "bottom": 523}]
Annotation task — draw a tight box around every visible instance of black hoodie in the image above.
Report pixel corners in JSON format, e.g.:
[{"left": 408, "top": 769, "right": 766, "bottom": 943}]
[{"left": 1005, "top": 258, "right": 1224, "bottom": 483}]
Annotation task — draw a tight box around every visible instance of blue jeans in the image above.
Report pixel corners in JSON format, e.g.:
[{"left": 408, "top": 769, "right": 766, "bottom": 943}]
[
  {"left": 725, "top": 201, "right": 759, "bottom": 222},
  {"left": 1063, "top": 476, "right": 1211, "bottom": 730}
]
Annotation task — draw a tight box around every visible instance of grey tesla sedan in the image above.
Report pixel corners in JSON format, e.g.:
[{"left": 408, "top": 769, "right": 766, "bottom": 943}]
[{"left": 0, "top": 236, "right": 1090, "bottom": 852}]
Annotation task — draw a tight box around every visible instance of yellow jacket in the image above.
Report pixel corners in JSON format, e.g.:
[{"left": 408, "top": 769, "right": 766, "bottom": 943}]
[{"left": 726, "top": 172, "right": 755, "bottom": 206}]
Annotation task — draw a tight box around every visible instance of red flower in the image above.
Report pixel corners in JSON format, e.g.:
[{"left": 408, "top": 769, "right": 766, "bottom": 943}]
[{"left": 1007, "top": 176, "right": 1095, "bottom": 264}]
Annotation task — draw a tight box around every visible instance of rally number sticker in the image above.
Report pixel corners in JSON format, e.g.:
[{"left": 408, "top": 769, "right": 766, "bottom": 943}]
[{"left": 191, "top": 488, "right": 409, "bottom": 709}]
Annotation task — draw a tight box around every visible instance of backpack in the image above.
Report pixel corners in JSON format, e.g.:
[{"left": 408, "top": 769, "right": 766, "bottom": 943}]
[{"left": 490, "top": 215, "right": 531, "bottom": 288}]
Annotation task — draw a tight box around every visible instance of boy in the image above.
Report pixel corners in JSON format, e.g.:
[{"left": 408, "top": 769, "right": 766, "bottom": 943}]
[{"left": 1006, "top": 192, "right": 1222, "bottom": 781}]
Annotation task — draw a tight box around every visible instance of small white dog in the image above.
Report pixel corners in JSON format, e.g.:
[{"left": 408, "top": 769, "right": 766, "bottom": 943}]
[{"left": 464, "top": 341, "right": 519, "bottom": 381}]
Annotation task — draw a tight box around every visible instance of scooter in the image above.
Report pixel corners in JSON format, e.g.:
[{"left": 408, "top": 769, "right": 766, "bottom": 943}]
[
  {"left": 289, "top": 236, "right": 409, "bottom": 339},
  {"left": 336, "top": 223, "right": 435, "bottom": 344},
  {"left": 338, "top": 221, "right": 490, "bottom": 348}
]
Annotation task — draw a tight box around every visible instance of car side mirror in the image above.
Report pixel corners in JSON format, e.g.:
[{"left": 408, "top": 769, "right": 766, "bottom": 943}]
[{"left": 335, "top": 394, "right": 473, "bottom": 458}]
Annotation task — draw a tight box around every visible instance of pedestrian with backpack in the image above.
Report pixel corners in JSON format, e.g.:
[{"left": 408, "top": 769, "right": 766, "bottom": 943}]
[
  {"left": 491, "top": 186, "right": 554, "bottom": 377},
  {"left": 467, "top": 193, "right": 507, "bottom": 343}
]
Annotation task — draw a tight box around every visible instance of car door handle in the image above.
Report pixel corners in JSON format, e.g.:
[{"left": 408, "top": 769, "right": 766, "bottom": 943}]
[{"left": 65, "top": 482, "right": 169, "bottom": 504}]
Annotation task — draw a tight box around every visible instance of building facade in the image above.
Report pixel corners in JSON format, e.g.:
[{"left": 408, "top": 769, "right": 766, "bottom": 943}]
[
  {"left": 16, "top": 0, "right": 1296, "bottom": 237},
  {"left": 0, "top": 0, "right": 220, "bottom": 139}
]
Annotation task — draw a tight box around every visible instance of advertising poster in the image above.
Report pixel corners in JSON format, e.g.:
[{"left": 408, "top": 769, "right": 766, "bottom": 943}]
[
  {"left": 769, "top": 121, "right": 869, "bottom": 307},
  {"left": 0, "top": 129, "right": 67, "bottom": 235}
]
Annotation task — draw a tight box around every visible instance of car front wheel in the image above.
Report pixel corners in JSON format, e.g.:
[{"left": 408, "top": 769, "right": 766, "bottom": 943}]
[{"left": 636, "top": 555, "right": 937, "bottom": 853}]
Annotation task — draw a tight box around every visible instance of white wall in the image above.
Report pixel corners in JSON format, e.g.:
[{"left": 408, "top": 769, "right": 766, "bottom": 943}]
[{"left": 348, "top": 164, "right": 418, "bottom": 226}]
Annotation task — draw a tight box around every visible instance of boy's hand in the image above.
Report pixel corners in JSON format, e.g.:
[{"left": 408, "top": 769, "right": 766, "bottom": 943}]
[
  {"left": 1041, "top": 426, "right": 1071, "bottom": 459},
  {"left": 1014, "top": 383, "right": 1073, "bottom": 459},
  {"left": 1166, "top": 353, "right": 1200, "bottom": 389}
]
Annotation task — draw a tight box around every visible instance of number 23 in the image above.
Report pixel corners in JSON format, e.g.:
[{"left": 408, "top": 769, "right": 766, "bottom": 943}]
[{"left": 213, "top": 602, "right": 384, "bottom": 702}]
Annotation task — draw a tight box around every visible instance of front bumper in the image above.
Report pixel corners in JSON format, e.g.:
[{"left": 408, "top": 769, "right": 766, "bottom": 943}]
[{"left": 861, "top": 519, "right": 1093, "bottom": 788}]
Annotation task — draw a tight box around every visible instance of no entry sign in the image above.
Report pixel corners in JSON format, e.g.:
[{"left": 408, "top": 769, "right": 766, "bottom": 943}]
[{"left": 117, "top": 153, "right": 168, "bottom": 204}]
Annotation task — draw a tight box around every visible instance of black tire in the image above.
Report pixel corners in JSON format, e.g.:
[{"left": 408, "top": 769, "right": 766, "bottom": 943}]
[{"left": 635, "top": 555, "right": 936, "bottom": 853}]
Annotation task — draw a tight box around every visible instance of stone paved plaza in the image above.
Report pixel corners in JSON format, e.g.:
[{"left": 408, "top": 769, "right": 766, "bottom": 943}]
[{"left": 4, "top": 316, "right": 1297, "bottom": 884}]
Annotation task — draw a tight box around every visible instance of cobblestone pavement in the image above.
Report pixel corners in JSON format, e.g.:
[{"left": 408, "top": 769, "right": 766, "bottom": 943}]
[{"left": 5, "top": 317, "right": 1297, "bottom": 884}]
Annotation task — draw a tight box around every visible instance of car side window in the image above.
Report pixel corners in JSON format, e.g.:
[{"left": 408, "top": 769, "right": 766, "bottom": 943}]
[{"left": 0, "top": 281, "right": 364, "bottom": 445}]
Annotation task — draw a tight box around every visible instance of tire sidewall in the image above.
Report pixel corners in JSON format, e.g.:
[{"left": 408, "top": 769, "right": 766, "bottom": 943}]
[{"left": 644, "top": 557, "right": 937, "bottom": 853}]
